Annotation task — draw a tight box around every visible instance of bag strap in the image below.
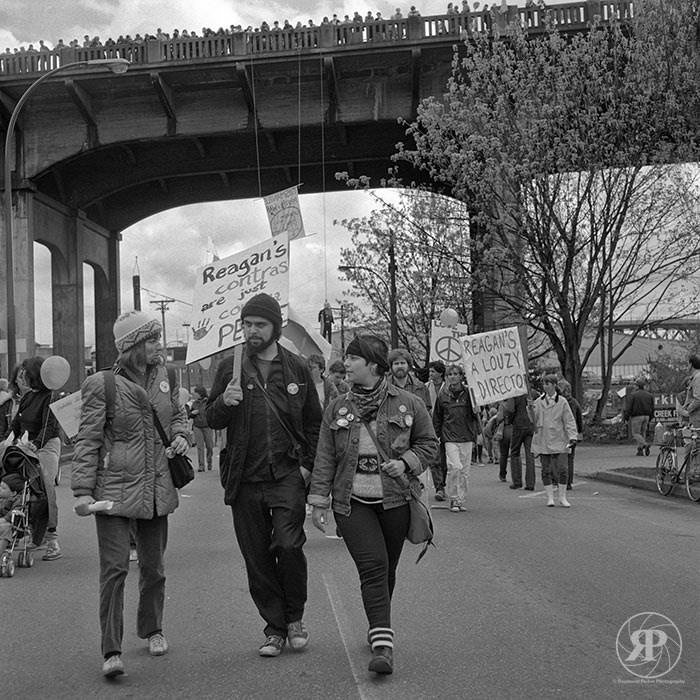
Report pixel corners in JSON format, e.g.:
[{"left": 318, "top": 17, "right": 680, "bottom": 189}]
[
  {"left": 251, "top": 375, "right": 302, "bottom": 449},
  {"left": 102, "top": 370, "right": 116, "bottom": 425},
  {"left": 359, "top": 417, "right": 416, "bottom": 492},
  {"left": 151, "top": 408, "right": 172, "bottom": 447}
]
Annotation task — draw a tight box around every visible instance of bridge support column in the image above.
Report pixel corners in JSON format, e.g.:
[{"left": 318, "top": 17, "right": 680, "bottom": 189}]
[
  {"left": 32, "top": 194, "right": 120, "bottom": 390},
  {"left": 93, "top": 233, "right": 120, "bottom": 371},
  {"left": 0, "top": 188, "right": 36, "bottom": 375}
]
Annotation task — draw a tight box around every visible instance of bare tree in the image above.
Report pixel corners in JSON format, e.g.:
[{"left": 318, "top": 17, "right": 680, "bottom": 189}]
[{"left": 336, "top": 190, "right": 471, "bottom": 364}]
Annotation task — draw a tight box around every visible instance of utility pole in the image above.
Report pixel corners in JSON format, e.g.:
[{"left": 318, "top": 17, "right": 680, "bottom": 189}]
[
  {"left": 149, "top": 298, "right": 174, "bottom": 357},
  {"left": 388, "top": 228, "right": 398, "bottom": 348},
  {"left": 132, "top": 257, "right": 141, "bottom": 310}
]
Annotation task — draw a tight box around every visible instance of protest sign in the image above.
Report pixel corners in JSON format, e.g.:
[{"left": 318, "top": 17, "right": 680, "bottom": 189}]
[
  {"left": 461, "top": 326, "right": 527, "bottom": 406},
  {"left": 430, "top": 320, "right": 470, "bottom": 365},
  {"left": 185, "top": 234, "right": 290, "bottom": 365},
  {"left": 50, "top": 390, "right": 82, "bottom": 440},
  {"left": 263, "top": 186, "right": 305, "bottom": 241}
]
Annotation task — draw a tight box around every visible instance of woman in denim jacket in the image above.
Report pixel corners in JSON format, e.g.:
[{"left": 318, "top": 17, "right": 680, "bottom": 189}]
[{"left": 308, "top": 334, "right": 438, "bottom": 676}]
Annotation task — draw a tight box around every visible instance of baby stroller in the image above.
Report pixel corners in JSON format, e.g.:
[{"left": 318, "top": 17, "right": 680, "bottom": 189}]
[{"left": 0, "top": 444, "right": 49, "bottom": 577}]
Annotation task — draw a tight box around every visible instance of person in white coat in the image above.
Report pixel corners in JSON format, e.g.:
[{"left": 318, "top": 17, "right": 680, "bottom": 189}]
[{"left": 529, "top": 374, "right": 577, "bottom": 507}]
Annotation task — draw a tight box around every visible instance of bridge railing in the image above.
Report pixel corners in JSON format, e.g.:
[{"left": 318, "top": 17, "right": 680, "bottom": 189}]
[{"left": 0, "top": 1, "right": 636, "bottom": 77}]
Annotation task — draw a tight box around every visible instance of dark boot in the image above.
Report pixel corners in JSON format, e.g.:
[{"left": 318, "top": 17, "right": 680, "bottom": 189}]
[{"left": 368, "top": 646, "right": 393, "bottom": 674}]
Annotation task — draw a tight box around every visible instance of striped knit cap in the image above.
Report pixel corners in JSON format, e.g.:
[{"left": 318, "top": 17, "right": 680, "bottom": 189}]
[{"left": 113, "top": 311, "right": 161, "bottom": 354}]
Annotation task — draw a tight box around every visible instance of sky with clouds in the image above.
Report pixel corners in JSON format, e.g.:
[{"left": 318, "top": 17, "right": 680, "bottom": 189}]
[{"left": 2, "top": 0, "right": 573, "bottom": 347}]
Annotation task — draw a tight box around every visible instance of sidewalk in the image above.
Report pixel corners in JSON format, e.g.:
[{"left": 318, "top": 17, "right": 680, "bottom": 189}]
[{"left": 571, "top": 441, "right": 664, "bottom": 495}]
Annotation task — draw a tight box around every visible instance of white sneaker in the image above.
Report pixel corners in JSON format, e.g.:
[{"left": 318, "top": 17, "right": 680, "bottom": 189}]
[
  {"left": 102, "top": 654, "right": 124, "bottom": 678},
  {"left": 148, "top": 632, "right": 168, "bottom": 656}
]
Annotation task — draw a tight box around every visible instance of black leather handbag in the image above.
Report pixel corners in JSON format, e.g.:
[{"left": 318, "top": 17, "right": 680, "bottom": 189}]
[{"left": 151, "top": 408, "right": 194, "bottom": 489}]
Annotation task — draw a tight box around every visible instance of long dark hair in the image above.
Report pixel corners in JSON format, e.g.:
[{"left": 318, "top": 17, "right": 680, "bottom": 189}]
[{"left": 20, "top": 356, "right": 48, "bottom": 391}]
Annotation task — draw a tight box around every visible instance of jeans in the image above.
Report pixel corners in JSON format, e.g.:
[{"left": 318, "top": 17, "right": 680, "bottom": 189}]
[
  {"left": 232, "top": 470, "right": 308, "bottom": 638},
  {"left": 498, "top": 425, "right": 512, "bottom": 479},
  {"left": 95, "top": 514, "right": 168, "bottom": 657},
  {"left": 540, "top": 453, "right": 568, "bottom": 486},
  {"left": 629, "top": 416, "right": 649, "bottom": 449},
  {"left": 37, "top": 437, "right": 61, "bottom": 530},
  {"left": 193, "top": 426, "right": 213, "bottom": 469},
  {"left": 445, "top": 441, "right": 472, "bottom": 503},
  {"left": 335, "top": 500, "right": 409, "bottom": 630},
  {"left": 429, "top": 441, "right": 447, "bottom": 492},
  {"left": 510, "top": 428, "right": 535, "bottom": 488}
]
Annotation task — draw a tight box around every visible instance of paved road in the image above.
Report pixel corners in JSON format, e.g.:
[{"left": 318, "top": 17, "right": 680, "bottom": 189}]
[{"left": 2, "top": 446, "right": 698, "bottom": 699}]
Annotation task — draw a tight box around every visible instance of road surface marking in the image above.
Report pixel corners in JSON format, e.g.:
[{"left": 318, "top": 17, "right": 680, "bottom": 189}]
[{"left": 323, "top": 573, "right": 382, "bottom": 700}]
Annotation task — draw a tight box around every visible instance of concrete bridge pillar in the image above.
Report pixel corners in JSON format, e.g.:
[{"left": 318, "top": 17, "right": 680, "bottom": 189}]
[
  {"left": 32, "top": 193, "right": 120, "bottom": 390},
  {"left": 0, "top": 188, "right": 36, "bottom": 375}
]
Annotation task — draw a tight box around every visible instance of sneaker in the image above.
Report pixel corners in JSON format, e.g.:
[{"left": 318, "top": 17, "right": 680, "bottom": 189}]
[
  {"left": 287, "top": 620, "right": 309, "bottom": 651},
  {"left": 449, "top": 500, "right": 460, "bottom": 513},
  {"left": 434, "top": 489, "right": 445, "bottom": 501},
  {"left": 368, "top": 646, "right": 393, "bottom": 674},
  {"left": 148, "top": 632, "right": 168, "bottom": 656},
  {"left": 129, "top": 548, "right": 138, "bottom": 562},
  {"left": 42, "top": 540, "right": 62, "bottom": 561},
  {"left": 102, "top": 654, "right": 124, "bottom": 678},
  {"left": 259, "top": 634, "right": 285, "bottom": 657},
  {"left": 458, "top": 503, "right": 467, "bottom": 512}
]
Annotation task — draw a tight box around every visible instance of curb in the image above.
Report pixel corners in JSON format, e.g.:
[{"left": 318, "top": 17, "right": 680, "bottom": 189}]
[{"left": 584, "top": 471, "right": 691, "bottom": 499}]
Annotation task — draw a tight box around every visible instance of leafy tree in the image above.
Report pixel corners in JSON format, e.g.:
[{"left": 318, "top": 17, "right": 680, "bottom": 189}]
[
  {"left": 392, "top": 3, "right": 700, "bottom": 410},
  {"left": 336, "top": 190, "right": 470, "bottom": 364}
]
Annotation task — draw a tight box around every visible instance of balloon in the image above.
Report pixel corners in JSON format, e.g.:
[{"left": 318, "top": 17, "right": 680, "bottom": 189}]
[
  {"left": 40, "top": 355, "right": 71, "bottom": 390},
  {"left": 439, "top": 308, "right": 460, "bottom": 328},
  {"left": 178, "top": 387, "right": 191, "bottom": 405},
  {"left": 198, "top": 357, "right": 212, "bottom": 370}
]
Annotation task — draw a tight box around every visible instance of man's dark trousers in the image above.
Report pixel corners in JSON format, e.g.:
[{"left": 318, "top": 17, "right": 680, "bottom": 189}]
[
  {"left": 232, "top": 471, "right": 308, "bottom": 638},
  {"left": 510, "top": 427, "right": 535, "bottom": 489}
]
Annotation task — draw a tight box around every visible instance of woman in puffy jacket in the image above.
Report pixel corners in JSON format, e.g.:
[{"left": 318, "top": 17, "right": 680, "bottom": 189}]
[
  {"left": 72, "top": 311, "right": 190, "bottom": 679},
  {"left": 308, "top": 334, "right": 438, "bottom": 676},
  {"left": 530, "top": 374, "right": 578, "bottom": 508}
]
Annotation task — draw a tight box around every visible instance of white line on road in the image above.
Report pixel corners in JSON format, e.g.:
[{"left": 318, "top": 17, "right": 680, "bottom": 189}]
[{"left": 322, "top": 572, "right": 380, "bottom": 700}]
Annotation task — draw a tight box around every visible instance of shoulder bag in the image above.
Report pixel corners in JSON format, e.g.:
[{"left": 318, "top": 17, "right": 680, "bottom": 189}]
[{"left": 151, "top": 407, "right": 194, "bottom": 489}]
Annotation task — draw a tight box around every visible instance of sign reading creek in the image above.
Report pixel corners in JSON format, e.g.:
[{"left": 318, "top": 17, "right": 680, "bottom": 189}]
[
  {"left": 186, "top": 234, "right": 290, "bottom": 364},
  {"left": 461, "top": 326, "right": 527, "bottom": 406}
]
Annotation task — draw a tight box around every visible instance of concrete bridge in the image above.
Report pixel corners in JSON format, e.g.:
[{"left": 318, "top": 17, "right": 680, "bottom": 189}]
[{"left": 0, "top": 2, "right": 635, "bottom": 385}]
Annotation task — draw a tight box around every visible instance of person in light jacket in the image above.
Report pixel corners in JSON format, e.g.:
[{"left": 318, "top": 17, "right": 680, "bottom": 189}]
[
  {"left": 72, "top": 311, "right": 190, "bottom": 679},
  {"left": 530, "top": 374, "right": 577, "bottom": 508},
  {"left": 308, "top": 334, "right": 438, "bottom": 676}
]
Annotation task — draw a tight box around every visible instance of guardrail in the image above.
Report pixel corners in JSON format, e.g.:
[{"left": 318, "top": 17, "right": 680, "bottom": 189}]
[{"left": 0, "top": 1, "right": 634, "bottom": 77}]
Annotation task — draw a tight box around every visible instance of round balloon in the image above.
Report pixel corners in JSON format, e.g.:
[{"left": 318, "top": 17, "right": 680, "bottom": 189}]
[
  {"left": 178, "top": 387, "right": 191, "bottom": 405},
  {"left": 40, "top": 355, "right": 71, "bottom": 390},
  {"left": 439, "top": 308, "right": 460, "bottom": 328},
  {"left": 199, "top": 357, "right": 211, "bottom": 370}
]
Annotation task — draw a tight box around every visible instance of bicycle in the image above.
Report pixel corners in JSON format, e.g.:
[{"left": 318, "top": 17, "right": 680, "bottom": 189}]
[{"left": 655, "top": 423, "right": 700, "bottom": 502}]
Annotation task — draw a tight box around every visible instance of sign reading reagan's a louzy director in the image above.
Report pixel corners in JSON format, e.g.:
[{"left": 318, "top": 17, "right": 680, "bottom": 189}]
[
  {"left": 186, "top": 234, "right": 289, "bottom": 365},
  {"left": 461, "top": 326, "right": 527, "bottom": 406}
]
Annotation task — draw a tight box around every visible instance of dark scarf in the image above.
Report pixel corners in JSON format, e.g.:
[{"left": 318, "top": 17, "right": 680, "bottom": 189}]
[{"left": 349, "top": 377, "right": 388, "bottom": 422}]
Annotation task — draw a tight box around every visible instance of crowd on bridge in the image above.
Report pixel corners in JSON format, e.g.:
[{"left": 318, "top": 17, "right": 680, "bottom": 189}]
[{"left": 0, "top": 1, "right": 566, "bottom": 75}]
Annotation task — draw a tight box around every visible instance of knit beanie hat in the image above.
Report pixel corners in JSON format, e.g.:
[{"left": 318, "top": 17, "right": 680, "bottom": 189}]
[
  {"left": 113, "top": 311, "right": 162, "bottom": 354},
  {"left": 240, "top": 293, "right": 283, "bottom": 329},
  {"left": 1, "top": 473, "right": 24, "bottom": 494}
]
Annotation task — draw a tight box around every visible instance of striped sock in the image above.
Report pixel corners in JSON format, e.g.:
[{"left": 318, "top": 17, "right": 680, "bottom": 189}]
[{"left": 368, "top": 627, "right": 394, "bottom": 650}]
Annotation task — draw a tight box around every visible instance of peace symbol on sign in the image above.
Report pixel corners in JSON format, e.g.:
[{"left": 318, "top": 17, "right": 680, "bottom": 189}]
[{"left": 435, "top": 336, "right": 463, "bottom": 363}]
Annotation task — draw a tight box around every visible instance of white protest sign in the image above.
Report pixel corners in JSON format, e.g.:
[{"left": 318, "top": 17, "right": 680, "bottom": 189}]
[
  {"left": 430, "top": 320, "right": 470, "bottom": 365},
  {"left": 49, "top": 390, "right": 82, "bottom": 440},
  {"left": 263, "top": 186, "right": 305, "bottom": 241},
  {"left": 461, "top": 326, "right": 527, "bottom": 406},
  {"left": 185, "top": 234, "right": 290, "bottom": 365}
]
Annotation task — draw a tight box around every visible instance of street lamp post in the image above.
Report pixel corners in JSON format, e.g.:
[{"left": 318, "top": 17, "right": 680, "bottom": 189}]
[
  {"left": 339, "top": 247, "right": 399, "bottom": 348},
  {"left": 2, "top": 57, "right": 129, "bottom": 374}
]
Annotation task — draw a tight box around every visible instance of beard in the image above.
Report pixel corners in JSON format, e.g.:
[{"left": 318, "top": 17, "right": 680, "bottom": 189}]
[
  {"left": 392, "top": 368, "right": 408, "bottom": 381},
  {"left": 246, "top": 334, "right": 277, "bottom": 355}
]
